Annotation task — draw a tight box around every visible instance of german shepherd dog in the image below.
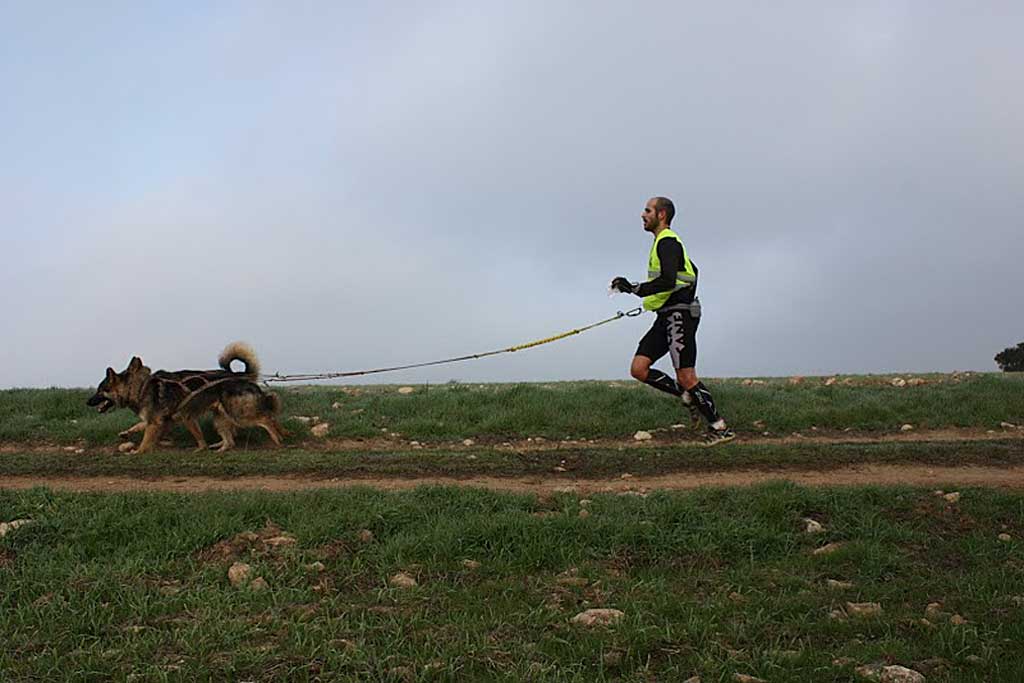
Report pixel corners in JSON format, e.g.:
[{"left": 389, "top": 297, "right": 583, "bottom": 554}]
[{"left": 86, "top": 342, "right": 287, "bottom": 454}]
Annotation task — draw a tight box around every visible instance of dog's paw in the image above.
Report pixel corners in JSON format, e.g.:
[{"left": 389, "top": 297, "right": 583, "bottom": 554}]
[{"left": 118, "top": 430, "right": 133, "bottom": 439}]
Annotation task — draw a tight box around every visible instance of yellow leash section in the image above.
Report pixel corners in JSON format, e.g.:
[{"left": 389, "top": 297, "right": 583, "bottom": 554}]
[{"left": 263, "top": 306, "right": 644, "bottom": 383}]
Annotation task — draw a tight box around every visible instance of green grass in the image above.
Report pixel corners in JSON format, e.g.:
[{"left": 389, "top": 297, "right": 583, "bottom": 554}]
[
  {"left": 2, "top": 373, "right": 1023, "bottom": 447},
  {"left": 0, "top": 440, "right": 1023, "bottom": 480},
  {"left": 2, "top": 484, "right": 1023, "bottom": 681}
]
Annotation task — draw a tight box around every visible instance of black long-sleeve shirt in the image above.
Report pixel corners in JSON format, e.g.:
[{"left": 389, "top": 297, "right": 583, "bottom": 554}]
[{"left": 634, "top": 236, "right": 698, "bottom": 307}]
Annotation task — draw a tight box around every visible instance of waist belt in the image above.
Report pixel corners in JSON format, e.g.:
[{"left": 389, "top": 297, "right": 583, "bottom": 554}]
[{"left": 659, "top": 297, "right": 701, "bottom": 317}]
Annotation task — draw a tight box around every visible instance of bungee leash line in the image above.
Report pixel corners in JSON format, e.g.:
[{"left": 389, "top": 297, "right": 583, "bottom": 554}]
[{"left": 261, "top": 307, "right": 644, "bottom": 383}]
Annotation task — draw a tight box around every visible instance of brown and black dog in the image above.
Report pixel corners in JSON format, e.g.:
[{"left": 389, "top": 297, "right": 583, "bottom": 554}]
[{"left": 86, "top": 342, "right": 287, "bottom": 453}]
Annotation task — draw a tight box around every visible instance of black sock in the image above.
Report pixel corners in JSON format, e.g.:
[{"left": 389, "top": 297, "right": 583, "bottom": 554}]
[
  {"left": 643, "top": 369, "right": 682, "bottom": 397},
  {"left": 689, "top": 381, "right": 723, "bottom": 426}
]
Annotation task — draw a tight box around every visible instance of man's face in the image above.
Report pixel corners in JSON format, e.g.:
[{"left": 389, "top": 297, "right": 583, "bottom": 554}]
[{"left": 641, "top": 199, "right": 663, "bottom": 233}]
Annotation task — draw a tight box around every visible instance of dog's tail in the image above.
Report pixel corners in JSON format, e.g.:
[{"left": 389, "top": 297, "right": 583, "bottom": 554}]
[{"left": 219, "top": 342, "right": 260, "bottom": 379}]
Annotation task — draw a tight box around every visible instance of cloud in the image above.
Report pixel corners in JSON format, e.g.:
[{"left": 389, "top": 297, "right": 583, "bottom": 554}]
[{"left": 2, "top": 1, "right": 1022, "bottom": 387}]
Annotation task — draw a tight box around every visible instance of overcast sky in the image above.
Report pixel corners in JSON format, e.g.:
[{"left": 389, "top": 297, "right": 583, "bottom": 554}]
[{"left": 2, "top": 1, "right": 1022, "bottom": 389}]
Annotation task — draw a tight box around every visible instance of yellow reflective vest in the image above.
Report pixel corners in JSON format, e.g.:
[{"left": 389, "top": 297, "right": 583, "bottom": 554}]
[{"left": 643, "top": 228, "right": 696, "bottom": 312}]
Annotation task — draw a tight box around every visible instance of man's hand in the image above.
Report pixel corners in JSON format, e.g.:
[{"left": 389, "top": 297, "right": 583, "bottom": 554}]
[{"left": 610, "top": 277, "right": 638, "bottom": 295}]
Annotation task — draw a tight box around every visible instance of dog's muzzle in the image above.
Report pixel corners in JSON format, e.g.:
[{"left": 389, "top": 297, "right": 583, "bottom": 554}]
[{"left": 86, "top": 393, "right": 115, "bottom": 413}]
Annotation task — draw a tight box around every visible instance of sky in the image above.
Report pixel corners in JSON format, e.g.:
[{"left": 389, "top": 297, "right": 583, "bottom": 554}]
[{"left": 2, "top": 1, "right": 1022, "bottom": 389}]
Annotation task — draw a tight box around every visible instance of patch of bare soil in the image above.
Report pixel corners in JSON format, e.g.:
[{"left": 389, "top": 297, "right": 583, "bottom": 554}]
[
  {"left": 3, "top": 427, "right": 1021, "bottom": 456},
  {"left": 4, "top": 464, "right": 1024, "bottom": 495}
]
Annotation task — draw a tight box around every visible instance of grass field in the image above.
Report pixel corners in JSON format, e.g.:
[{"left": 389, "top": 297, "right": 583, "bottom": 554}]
[
  {"left": 2, "top": 375, "right": 1023, "bottom": 681},
  {"left": 2, "top": 373, "right": 1023, "bottom": 449},
  {"left": 2, "top": 484, "right": 1023, "bottom": 682}
]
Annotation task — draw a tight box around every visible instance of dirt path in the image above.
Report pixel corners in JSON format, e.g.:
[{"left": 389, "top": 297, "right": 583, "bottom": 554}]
[
  {"left": 5, "top": 464, "right": 1024, "bottom": 495},
  {"left": 3, "top": 427, "right": 1022, "bottom": 456}
]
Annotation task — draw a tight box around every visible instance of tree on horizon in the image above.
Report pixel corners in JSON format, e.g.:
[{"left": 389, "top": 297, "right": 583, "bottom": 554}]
[{"left": 995, "top": 342, "right": 1024, "bottom": 372}]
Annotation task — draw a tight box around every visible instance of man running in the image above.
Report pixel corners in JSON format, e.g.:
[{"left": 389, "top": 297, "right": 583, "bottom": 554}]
[{"left": 610, "top": 196, "right": 735, "bottom": 446}]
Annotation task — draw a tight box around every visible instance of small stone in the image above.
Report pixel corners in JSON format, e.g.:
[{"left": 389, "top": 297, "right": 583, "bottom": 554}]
[
  {"left": 331, "top": 402, "right": 343, "bottom": 409},
  {"left": 1000, "top": 421, "right": 1019, "bottom": 429},
  {"left": 965, "top": 655, "right": 982, "bottom": 665},
  {"left": 998, "top": 533, "right": 1012, "bottom": 542},
  {"left": 409, "top": 440, "right": 420, "bottom": 447},
  {"left": 633, "top": 430, "right": 653, "bottom": 441},
  {"left": 74, "top": 448, "right": 85, "bottom": 454},
  {"left": 950, "top": 614, "right": 967, "bottom": 625},
  {"left": 620, "top": 473, "right": 633, "bottom": 479},
  {"left": 249, "top": 577, "right": 269, "bottom": 592},
  {"left": 553, "top": 466, "right": 568, "bottom": 473},
  {"left": 803, "top": 518, "right": 825, "bottom": 534},
  {"left": 265, "top": 535, "right": 297, "bottom": 547},
  {"left": 900, "top": 424, "right": 914, "bottom": 432},
  {"left": 397, "top": 386, "right": 415, "bottom": 395},
  {"left": 228, "top": 562, "right": 252, "bottom": 587},
  {"left": 943, "top": 492, "right": 961, "bottom": 503},
  {"left": 462, "top": 559, "right": 481, "bottom": 570},
  {"left": 357, "top": 529, "right": 374, "bottom": 543},
  {"left": 752, "top": 420, "right": 766, "bottom": 429},
  {"left": 63, "top": 446, "right": 76, "bottom": 452},
  {"left": 571, "top": 608, "right": 624, "bottom": 627},
  {"left": 0, "top": 519, "right": 32, "bottom": 537},
  {"left": 310, "top": 423, "right": 330, "bottom": 438},
  {"left": 118, "top": 442, "right": 135, "bottom": 453},
  {"left": 307, "top": 561, "right": 326, "bottom": 572},
  {"left": 880, "top": 665, "right": 925, "bottom": 683},
  {"left": 389, "top": 572, "right": 417, "bottom": 589},
  {"left": 846, "top": 602, "right": 883, "bottom": 618},
  {"left": 294, "top": 416, "right": 313, "bottom": 424},
  {"left": 813, "top": 542, "right": 844, "bottom": 556},
  {"left": 462, "top": 438, "right": 475, "bottom": 446},
  {"left": 827, "top": 579, "right": 855, "bottom": 590}
]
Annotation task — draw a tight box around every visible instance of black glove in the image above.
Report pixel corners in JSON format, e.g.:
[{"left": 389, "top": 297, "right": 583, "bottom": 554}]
[{"left": 610, "top": 277, "right": 638, "bottom": 295}]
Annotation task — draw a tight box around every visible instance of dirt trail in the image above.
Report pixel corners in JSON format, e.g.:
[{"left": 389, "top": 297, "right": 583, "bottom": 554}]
[
  {"left": 2, "top": 427, "right": 1021, "bottom": 456},
  {"left": 5, "top": 464, "right": 1024, "bottom": 495}
]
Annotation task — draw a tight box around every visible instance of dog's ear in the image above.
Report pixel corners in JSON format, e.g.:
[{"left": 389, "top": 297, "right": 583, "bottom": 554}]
[
  {"left": 128, "top": 356, "right": 143, "bottom": 372},
  {"left": 106, "top": 367, "right": 116, "bottom": 381}
]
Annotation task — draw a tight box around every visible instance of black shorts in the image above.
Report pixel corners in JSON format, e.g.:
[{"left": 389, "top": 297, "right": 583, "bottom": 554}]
[{"left": 635, "top": 309, "right": 699, "bottom": 369}]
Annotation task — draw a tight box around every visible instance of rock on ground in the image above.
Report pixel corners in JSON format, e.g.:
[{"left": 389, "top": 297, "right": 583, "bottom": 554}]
[
  {"left": 880, "top": 665, "right": 926, "bottom": 683},
  {"left": 228, "top": 562, "right": 252, "bottom": 587},
  {"left": 571, "top": 608, "right": 624, "bottom": 627},
  {"left": 389, "top": 572, "right": 417, "bottom": 589}
]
